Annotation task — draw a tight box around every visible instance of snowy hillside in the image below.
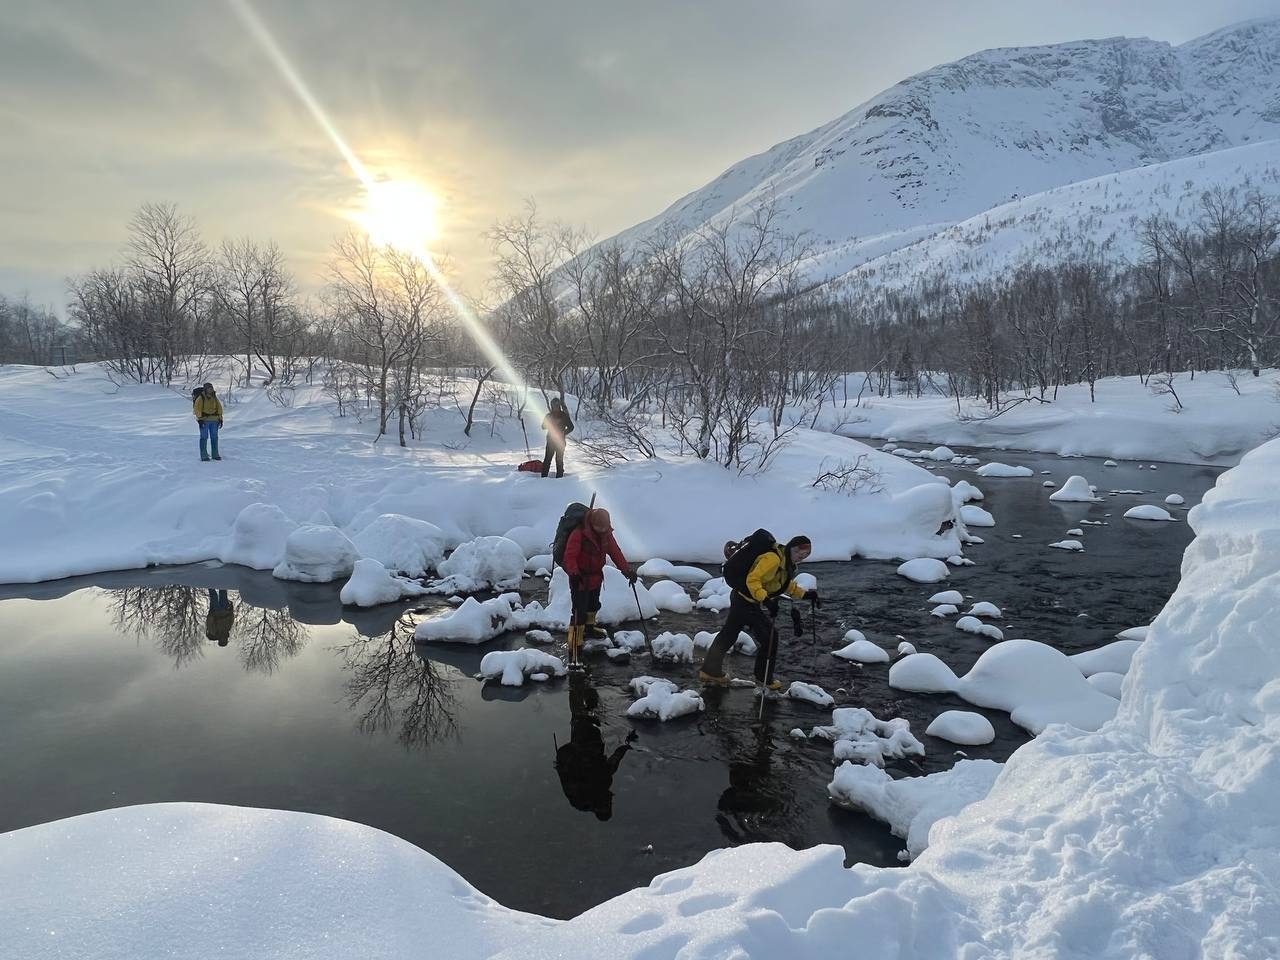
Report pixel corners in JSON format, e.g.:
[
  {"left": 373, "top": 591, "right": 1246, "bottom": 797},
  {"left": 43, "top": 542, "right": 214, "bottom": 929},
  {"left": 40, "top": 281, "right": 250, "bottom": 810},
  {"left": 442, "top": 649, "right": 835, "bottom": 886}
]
[
  {"left": 597, "top": 18, "right": 1280, "bottom": 287},
  {"left": 826, "top": 139, "right": 1280, "bottom": 297}
]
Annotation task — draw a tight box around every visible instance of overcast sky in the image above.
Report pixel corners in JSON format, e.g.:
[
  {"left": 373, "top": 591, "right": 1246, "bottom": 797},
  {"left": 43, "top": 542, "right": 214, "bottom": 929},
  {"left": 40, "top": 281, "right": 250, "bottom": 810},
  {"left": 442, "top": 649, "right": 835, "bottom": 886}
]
[{"left": 2, "top": 0, "right": 1276, "bottom": 311}]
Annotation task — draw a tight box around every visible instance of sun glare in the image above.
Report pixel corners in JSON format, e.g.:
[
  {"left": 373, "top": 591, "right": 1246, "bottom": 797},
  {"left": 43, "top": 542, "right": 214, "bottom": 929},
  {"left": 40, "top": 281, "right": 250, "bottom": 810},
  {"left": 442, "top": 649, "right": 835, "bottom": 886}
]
[{"left": 356, "top": 178, "right": 441, "bottom": 250}]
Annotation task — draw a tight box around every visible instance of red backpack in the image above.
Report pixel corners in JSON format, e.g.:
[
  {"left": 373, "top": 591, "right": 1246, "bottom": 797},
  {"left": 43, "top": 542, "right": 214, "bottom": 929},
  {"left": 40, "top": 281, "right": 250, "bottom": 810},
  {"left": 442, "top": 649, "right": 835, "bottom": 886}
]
[{"left": 517, "top": 459, "right": 544, "bottom": 473}]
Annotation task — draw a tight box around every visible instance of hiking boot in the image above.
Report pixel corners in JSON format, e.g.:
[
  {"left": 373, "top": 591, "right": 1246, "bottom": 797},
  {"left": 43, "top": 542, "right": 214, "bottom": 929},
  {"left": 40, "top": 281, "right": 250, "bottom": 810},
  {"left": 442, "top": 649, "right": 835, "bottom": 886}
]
[
  {"left": 764, "top": 679, "right": 785, "bottom": 692},
  {"left": 584, "top": 614, "right": 608, "bottom": 640},
  {"left": 699, "top": 670, "right": 731, "bottom": 686},
  {"left": 201, "top": 456, "right": 211, "bottom": 462},
  {"left": 212, "top": 455, "right": 222, "bottom": 461}
]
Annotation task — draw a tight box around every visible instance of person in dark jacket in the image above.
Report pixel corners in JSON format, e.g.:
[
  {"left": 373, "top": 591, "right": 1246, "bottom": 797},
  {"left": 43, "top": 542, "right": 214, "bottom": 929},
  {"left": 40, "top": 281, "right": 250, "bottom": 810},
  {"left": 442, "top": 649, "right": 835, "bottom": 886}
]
[
  {"left": 193, "top": 382, "right": 224, "bottom": 462},
  {"left": 700, "top": 535, "right": 817, "bottom": 690},
  {"left": 555, "top": 671, "right": 636, "bottom": 820},
  {"left": 541, "top": 397, "right": 573, "bottom": 478},
  {"left": 562, "top": 507, "right": 635, "bottom": 660}
]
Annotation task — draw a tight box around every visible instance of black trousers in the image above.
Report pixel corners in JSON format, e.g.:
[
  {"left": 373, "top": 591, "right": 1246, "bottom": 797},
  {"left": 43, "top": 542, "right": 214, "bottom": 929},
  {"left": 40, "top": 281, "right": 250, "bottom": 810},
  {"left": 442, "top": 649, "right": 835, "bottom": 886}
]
[
  {"left": 702, "top": 592, "right": 779, "bottom": 682},
  {"left": 569, "top": 579, "right": 602, "bottom": 623},
  {"left": 542, "top": 439, "right": 565, "bottom": 477}
]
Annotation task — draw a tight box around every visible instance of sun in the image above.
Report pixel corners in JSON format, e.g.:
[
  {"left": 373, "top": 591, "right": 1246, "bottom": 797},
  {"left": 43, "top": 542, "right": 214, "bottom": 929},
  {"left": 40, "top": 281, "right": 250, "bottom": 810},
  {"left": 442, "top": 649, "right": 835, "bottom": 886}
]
[{"left": 356, "top": 177, "right": 440, "bottom": 251}]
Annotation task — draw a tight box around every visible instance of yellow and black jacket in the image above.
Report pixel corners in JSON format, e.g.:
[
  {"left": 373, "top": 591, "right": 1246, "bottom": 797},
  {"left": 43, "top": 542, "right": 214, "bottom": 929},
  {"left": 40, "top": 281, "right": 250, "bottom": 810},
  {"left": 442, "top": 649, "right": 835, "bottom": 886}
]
[{"left": 740, "top": 546, "right": 806, "bottom": 604}]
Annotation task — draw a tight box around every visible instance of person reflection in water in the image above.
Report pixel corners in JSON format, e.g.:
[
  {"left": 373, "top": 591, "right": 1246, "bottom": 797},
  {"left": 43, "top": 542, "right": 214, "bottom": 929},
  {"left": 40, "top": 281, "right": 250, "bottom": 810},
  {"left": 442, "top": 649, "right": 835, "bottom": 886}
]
[
  {"left": 555, "top": 671, "right": 636, "bottom": 821},
  {"left": 716, "top": 721, "right": 778, "bottom": 844},
  {"left": 205, "top": 589, "right": 236, "bottom": 647}
]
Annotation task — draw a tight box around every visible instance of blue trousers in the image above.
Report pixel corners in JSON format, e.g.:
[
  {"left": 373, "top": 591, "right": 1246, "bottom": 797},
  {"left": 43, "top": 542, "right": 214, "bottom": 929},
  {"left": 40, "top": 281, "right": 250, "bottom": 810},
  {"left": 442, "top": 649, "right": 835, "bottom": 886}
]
[{"left": 199, "top": 420, "right": 220, "bottom": 459}]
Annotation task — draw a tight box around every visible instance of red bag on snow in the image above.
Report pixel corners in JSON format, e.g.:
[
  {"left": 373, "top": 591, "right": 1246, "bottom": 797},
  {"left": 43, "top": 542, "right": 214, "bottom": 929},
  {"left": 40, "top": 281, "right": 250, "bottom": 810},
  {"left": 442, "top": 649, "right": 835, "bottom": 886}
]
[{"left": 517, "top": 459, "right": 544, "bottom": 473}]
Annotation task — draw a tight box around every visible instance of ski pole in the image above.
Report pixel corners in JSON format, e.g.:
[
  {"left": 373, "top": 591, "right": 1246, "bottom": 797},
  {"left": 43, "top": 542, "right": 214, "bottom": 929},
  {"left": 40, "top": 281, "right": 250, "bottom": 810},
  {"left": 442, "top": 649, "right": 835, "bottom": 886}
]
[{"left": 631, "top": 581, "right": 653, "bottom": 656}]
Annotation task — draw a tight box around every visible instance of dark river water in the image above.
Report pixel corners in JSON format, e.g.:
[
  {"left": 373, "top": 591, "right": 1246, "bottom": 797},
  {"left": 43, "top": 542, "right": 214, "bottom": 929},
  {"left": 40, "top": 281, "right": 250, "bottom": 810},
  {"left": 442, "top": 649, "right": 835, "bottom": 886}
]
[{"left": 0, "top": 446, "right": 1222, "bottom": 918}]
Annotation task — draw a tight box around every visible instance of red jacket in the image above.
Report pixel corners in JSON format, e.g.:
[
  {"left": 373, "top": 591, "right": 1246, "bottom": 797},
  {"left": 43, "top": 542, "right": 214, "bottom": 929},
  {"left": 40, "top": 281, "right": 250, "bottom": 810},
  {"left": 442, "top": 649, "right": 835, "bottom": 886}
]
[{"left": 563, "top": 525, "right": 628, "bottom": 590}]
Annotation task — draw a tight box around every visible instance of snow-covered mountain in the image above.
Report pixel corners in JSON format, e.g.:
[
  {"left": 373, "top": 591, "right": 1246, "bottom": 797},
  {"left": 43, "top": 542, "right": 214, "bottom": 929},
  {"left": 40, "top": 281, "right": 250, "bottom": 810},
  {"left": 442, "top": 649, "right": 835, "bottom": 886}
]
[{"left": 599, "top": 18, "right": 1280, "bottom": 289}]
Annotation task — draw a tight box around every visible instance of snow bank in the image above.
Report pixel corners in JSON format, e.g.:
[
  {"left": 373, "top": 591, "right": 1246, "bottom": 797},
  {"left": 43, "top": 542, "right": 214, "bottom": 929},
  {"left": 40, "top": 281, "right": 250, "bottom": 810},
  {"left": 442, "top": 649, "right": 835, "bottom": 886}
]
[
  {"left": 828, "top": 759, "right": 1003, "bottom": 860},
  {"left": 832, "top": 639, "right": 890, "bottom": 663},
  {"left": 432, "top": 536, "right": 527, "bottom": 593},
  {"left": 223, "top": 503, "right": 297, "bottom": 569},
  {"left": 896, "top": 558, "right": 950, "bottom": 583},
  {"left": 627, "top": 676, "right": 704, "bottom": 721},
  {"left": 811, "top": 707, "right": 924, "bottom": 766},
  {"left": 975, "top": 462, "right": 1033, "bottom": 478},
  {"left": 1047, "top": 474, "right": 1098, "bottom": 502},
  {"left": 1123, "top": 504, "right": 1176, "bottom": 521},
  {"left": 480, "top": 648, "right": 567, "bottom": 686},
  {"left": 339, "top": 558, "right": 427, "bottom": 607},
  {"left": 272, "top": 524, "right": 360, "bottom": 583},
  {"left": 925, "top": 710, "right": 996, "bottom": 746},
  {"left": 352, "top": 514, "right": 446, "bottom": 577}
]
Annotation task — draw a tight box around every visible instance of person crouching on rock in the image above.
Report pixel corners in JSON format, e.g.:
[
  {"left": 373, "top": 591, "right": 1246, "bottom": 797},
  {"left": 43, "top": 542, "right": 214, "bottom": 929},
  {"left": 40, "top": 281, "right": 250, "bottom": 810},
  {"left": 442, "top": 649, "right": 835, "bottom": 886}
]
[{"left": 562, "top": 507, "right": 636, "bottom": 662}]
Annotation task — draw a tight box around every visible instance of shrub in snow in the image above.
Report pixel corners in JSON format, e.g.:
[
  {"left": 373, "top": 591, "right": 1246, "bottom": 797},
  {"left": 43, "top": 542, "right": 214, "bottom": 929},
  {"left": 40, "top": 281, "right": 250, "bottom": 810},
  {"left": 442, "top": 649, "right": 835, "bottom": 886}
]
[
  {"left": 966, "top": 601, "right": 1002, "bottom": 618},
  {"left": 929, "top": 590, "right": 964, "bottom": 605},
  {"left": 811, "top": 707, "right": 924, "bottom": 766},
  {"left": 833, "top": 639, "right": 890, "bottom": 663},
  {"left": 351, "top": 514, "right": 446, "bottom": 577},
  {"left": 897, "top": 641, "right": 917, "bottom": 657},
  {"left": 930, "top": 604, "right": 958, "bottom": 617},
  {"left": 693, "top": 630, "right": 755, "bottom": 655},
  {"left": 925, "top": 711, "right": 996, "bottom": 746},
  {"left": 1087, "top": 671, "right": 1125, "bottom": 699},
  {"left": 479, "top": 648, "right": 567, "bottom": 686},
  {"left": 896, "top": 558, "right": 950, "bottom": 583},
  {"left": 272, "top": 524, "right": 360, "bottom": 583},
  {"left": 975, "top": 462, "right": 1033, "bottom": 478},
  {"left": 1165, "top": 493, "right": 1185, "bottom": 506},
  {"left": 432, "top": 536, "right": 527, "bottom": 592},
  {"left": 1124, "top": 505, "right": 1176, "bottom": 521},
  {"left": 340, "top": 558, "right": 427, "bottom": 607},
  {"left": 651, "top": 632, "right": 695, "bottom": 662},
  {"left": 888, "top": 653, "right": 959, "bottom": 693},
  {"left": 627, "top": 676, "right": 704, "bottom": 721},
  {"left": 787, "top": 682, "right": 835, "bottom": 708},
  {"left": 827, "top": 758, "right": 1002, "bottom": 860},
  {"left": 647, "top": 579, "right": 694, "bottom": 613},
  {"left": 956, "top": 616, "right": 1003, "bottom": 641},
  {"left": 1070, "top": 639, "right": 1142, "bottom": 676},
  {"left": 224, "top": 502, "right": 297, "bottom": 570},
  {"left": 415, "top": 594, "right": 528, "bottom": 644},
  {"left": 636, "top": 558, "right": 712, "bottom": 584},
  {"left": 960, "top": 505, "right": 995, "bottom": 527},
  {"left": 1048, "top": 476, "right": 1099, "bottom": 502},
  {"left": 1049, "top": 540, "right": 1085, "bottom": 551}
]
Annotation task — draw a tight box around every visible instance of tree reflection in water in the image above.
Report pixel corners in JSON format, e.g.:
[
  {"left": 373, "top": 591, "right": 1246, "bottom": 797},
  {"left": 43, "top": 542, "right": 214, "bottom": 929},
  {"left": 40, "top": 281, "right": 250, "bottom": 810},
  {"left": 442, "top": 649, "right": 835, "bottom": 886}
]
[
  {"left": 103, "top": 585, "right": 307, "bottom": 673},
  {"left": 337, "top": 614, "right": 459, "bottom": 749}
]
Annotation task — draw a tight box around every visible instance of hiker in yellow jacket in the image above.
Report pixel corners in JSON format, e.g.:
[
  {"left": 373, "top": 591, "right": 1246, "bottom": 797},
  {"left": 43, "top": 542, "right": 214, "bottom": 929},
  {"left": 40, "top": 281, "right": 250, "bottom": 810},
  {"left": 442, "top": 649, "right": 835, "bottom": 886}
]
[
  {"left": 193, "top": 382, "right": 224, "bottom": 462},
  {"left": 700, "top": 534, "right": 817, "bottom": 690}
]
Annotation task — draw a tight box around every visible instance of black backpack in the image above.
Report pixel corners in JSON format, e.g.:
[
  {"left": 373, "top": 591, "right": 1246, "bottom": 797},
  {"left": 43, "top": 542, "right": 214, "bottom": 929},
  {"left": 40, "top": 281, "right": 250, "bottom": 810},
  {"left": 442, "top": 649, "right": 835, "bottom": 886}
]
[
  {"left": 553, "top": 502, "right": 591, "bottom": 566},
  {"left": 722, "top": 528, "right": 780, "bottom": 594},
  {"left": 191, "top": 387, "right": 203, "bottom": 402}
]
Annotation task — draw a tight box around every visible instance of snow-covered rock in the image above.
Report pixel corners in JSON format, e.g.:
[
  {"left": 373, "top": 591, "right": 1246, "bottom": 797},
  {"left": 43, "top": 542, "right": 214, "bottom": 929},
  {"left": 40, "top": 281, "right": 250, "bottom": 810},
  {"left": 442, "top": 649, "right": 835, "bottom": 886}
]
[
  {"left": 352, "top": 514, "right": 446, "bottom": 577},
  {"left": 951, "top": 480, "right": 984, "bottom": 503},
  {"left": 479, "top": 648, "right": 567, "bottom": 686},
  {"left": 695, "top": 577, "right": 731, "bottom": 612},
  {"left": 540, "top": 567, "right": 660, "bottom": 627},
  {"left": 966, "top": 601, "right": 1002, "bottom": 619},
  {"left": 651, "top": 632, "right": 695, "bottom": 663},
  {"left": 499, "top": 524, "right": 552, "bottom": 559},
  {"left": 959, "top": 504, "right": 995, "bottom": 527},
  {"left": 896, "top": 641, "right": 917, "bottom": 657},
  {"left": 930, "top": 603, "right": 958, "bottom": 617},
  {"left": 956, "top": 616, "right": 1003, "bottom": 641},
  {"left": 415, "top": 595, "right": 527, "bottom": 644},
  {"left": 339, "top": 558, "right": 427, "bottom": 607},
  {"left": 612, "top": 630, "right": 648, "bottom": 653},
  {"left": 1165, "top": 493, "right": 1186, "bottom": 506},
  {"left": 1116, "top": 625, "right": 1150, "bottom": 642},
  {"left": 888, "top": 653, "right": 959, "bottom": 693},
  {"left": 692, "top": 630, "right": 755, "bottom": 655},
  {"left": 627, "top": 676, "right": 704, "bottom": 721},
  {"left": 1087, "top": 671, "right": 1126, "bottom": 699},
  {"left": 896, "top": 558, "right": 950, "bottom": 583},
  {"left": 812, "top": 707, "right": 924, "bottom": 766},
  {"left": 636, "top": 558, "right": 712, "bottom": 584},
  {"left": 272, "top": 524, "right": 360, "bottom": 583},
  {"left": 929, "top": 590, "right": 964, "bottom": 605},
  {"left": 1042, "top": 480, "right": 1056, "bottom": 488},
  {"left": 524, "top": 629, "right": 554, "bottom": 645},
  {"left": 222, "top": 502, "right": 298, "bottom": 570},
  {"left": 646, "top": 579, "right": 694, "bottom": 613},
  {"left": 1103, "top": 459, "right": 1119, "bottom": 467},
  {"left": 976, "top": 463, "right": 1033, "bottom": 478},
  {"left": 1048, "top": 540, "right": 1085, "bottom": 551},
  {"left": 832, "top": 639, "right": 890, "bottom": 663},
  {"left": 1066, "top": 527, "right": 1084, "bottom": 536},
  {"left": 1124, "top": 504, "right": 1177, "bottom": 521},
  {"left": 1048, "top": 475, "right": 1099, "bottom": 502},
  {"left": 787, "top": 682, "right": 835, "bottom": 708},
  {"left": 432, "top": 536, "right": 527, "bottom": 592},
  {"left": 926, "top": 711, "right": 996, "bottom": 746},
  {"left": 1071, "top": 639, "right": 1142, "bottom": 676}
]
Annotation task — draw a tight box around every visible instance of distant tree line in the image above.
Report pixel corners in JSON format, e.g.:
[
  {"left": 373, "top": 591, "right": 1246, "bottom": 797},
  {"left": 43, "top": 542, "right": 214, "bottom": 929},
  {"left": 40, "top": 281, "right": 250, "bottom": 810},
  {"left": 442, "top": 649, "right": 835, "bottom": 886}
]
[{"left": 0, "top": 294, "right": 75, "bottom": 365}]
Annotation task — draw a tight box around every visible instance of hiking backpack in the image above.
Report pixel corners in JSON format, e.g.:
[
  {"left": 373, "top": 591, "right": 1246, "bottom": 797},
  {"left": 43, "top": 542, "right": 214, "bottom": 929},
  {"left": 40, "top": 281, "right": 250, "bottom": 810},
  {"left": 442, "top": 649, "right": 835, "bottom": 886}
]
[
  {"left": 191, "top": 387, "right": 203, "bottom": 402},
  {"left": 552, "top": 502, "right": 591, "bottom": 566},
  {"left": 722, "top": 528, "right": 779, "bottom": 594}
]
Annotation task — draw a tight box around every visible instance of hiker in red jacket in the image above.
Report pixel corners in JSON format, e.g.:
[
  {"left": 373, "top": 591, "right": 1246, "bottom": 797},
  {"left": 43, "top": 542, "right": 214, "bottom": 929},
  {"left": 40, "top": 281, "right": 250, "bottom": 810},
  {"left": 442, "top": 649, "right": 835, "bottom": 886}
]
[{"left": 562, "top": 507, "right": 636, "bottom": 660}]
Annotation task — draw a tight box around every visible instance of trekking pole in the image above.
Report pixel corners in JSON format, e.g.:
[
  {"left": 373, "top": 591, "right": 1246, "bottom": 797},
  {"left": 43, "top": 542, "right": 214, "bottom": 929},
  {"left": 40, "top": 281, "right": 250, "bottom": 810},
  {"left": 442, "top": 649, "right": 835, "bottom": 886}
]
[
  {"left": 810, "top": 598, "right": 818, "bottom": 674},
  {"left": 758, "top": 614, "right": 778, "bottom": 723},
  {"left": 631, "top": 581, "right": 653, "bottom": 656}
]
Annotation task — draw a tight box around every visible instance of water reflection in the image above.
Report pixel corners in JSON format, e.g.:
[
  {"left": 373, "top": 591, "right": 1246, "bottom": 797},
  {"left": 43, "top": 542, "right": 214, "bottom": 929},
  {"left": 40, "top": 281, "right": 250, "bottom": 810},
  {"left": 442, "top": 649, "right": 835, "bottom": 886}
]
[
  {"left": 554, "top": 671, "right": 636, "bottom": 821},
  {"left": 338, "top": 614, "right": 460, "bottom": 749},
  {"left": 103, "top": 584, "right": 307, "bottom": 672}
]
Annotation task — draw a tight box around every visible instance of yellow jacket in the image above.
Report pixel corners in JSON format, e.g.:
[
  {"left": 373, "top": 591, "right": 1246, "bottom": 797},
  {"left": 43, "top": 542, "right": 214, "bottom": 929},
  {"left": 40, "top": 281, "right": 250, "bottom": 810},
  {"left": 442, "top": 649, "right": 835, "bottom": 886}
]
[
  {"left": 743, "top": 547, "right": 806, "bottom": 603},
  {"left": 194, "top": 393, "right": 224, "bottom": 422}
]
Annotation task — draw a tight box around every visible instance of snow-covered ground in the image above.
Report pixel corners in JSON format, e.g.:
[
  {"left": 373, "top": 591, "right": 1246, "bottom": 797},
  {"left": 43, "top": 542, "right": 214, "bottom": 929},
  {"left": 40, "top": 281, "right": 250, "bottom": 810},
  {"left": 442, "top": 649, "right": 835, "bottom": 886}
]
[
  {"left": 825, "top": 370, "right": 1280, "bottom": 464},
  {"left": 7, "top": 428, "right": 1278, "bottom": 958},
  {"left": 0, "top": 364, "right": 963, "bottom": 584}
]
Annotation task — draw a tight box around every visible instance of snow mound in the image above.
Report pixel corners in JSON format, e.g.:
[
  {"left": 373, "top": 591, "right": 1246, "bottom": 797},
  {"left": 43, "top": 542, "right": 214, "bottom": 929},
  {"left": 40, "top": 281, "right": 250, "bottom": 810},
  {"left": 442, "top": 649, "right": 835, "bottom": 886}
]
[
  {"left": 926, "top": 711, "right": 996, "bottom": 746},
  {"left": 841, "top": 628, "right": 866, "bottom": 643},
  {"left": 1048, "top": 475, "right": 1099, "bottom": 502},
  {"left": 1124, "top": 504, "right": 1176, "bottom": 521},
  {"left": 480, "top": 648, "right": 567, "bottom": 686},
  {"left": 695, "top": 577, "right": 731, "bottom": 612},
  {"left": 646, "top": 579, "right": 693, "bottom": 613},
  {"left": 223, "top": 503, "right": 297, "bottom": 569},
  {"left": 1066, "top": 527, "right": 1084, "bottom": 536},
  {"left": 959, "top": 504, "right": 995, "bottom": 527},
  {"left": 976, "top": 462, "right": 1033, "bottom": 478},
  {"left": 888, "top": 653, "right": 959, "bottom": 693},
  {"left": 627, "top": 676, "right": 704, "bottom": 721},
  {"left": 929, "top": 590, "right": 964, "bottom": 605},
  {"left": 1071, "top": 639, "right": 1142, "bottom": 676},
  {"left": 956, "top": 616, "right": 1003, "bottom": 641},
  {"left": 415, "top": 594, "right": 528, "bottom": 644},
  {"left": 500, "top": 524, "right": 552, "bottom": 559},
  {"left": 812, "top": 707, "right": 924, "bottom": 766},
  {"left": 272, "top": 524, "right": 360, "bottom": 583},
  {"left": 612, "top": 630, "right": 648, "bottom": 653},
  {"left": 951, "top": 480, "right": 984, "bottom": 502},
  {"left": 1049, "top": 539, "right": 1085, "bottom": 551},
  {"left": 896, "top": 641, "right": 917, "bottom": 657},
  {"left": 636, "top": 558, "right": 712, "bottom": 583},
  {"left": 1042, "top": 480, "right": 1056, "bottom": 488},
  {"left": 339, "top": 558, "right": 427, "bottom": 607},
  {"left": 828, "top": 759, "right": 1002, "bottom": 860},
  {"left": 692, "top": 630, "right": 755, "bottom": 655},
  {"left": 966, "top": 601, "right": 1002, "bottom": 618},
  {"left": 1087, "top": 671, "right": 1126, "bottom": 699},
  {"left": 651, "top": 632, "right": 695, "bottom": 663},
  {"left": 1165, "top": 493, "right": 1186, "bottom": 506},
  {"left": 352, "top": 514, "right": 446, "bottom": 577},
  {"left": 432, "top": 536, "right": 527, "bottom": 592},
  {"left": 524, "top": 629, "right": 554, "bottom": 645},
  {"left": 832, "top": 639, "right": 890, "bottom": 663},
  {"left": 787, "top": 682, "right": 835, "bottom": 708},
  {"left": 896, "top": 558, "right": 950, "bottom": 583},
  {"left": 525, "top": 553, "right": 552, "bottom": 574}
]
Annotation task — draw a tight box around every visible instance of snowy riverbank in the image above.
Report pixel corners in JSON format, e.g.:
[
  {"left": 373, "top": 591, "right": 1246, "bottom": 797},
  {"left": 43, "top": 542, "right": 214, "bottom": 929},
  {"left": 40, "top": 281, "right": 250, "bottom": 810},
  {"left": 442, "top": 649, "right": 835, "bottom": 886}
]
[
  {"left": 4, "top": 433, "right": 1279, "bottom": 957},
  {"left": 0, "top": 364, "right": 961, "bottom": 584},
  {"left": 820, "top": 370, "right": 1280, "bottom": 465}
]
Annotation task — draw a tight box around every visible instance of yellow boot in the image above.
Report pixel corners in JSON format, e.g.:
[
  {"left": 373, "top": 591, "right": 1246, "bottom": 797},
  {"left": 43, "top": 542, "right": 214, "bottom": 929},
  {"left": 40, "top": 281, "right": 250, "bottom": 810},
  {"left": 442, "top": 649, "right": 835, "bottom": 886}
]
[
  {"left": 585, "top": 612, "right": 608, "bottom": 640},
  {"left": 567, "top": 623, "right": 584, "bottom": 663}
]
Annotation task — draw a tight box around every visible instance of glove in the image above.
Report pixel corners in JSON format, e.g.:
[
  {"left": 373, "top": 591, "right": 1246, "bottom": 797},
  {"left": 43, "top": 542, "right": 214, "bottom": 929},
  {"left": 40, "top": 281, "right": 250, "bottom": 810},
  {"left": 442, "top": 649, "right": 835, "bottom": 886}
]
[
  {"left": 805, "top": 589, "right": 822, "bottom": 609},
  {"left": 217, "top": 420, "right": 223, "bottom": 428},
  {"left": 790, "top": 606, "right": 804, "bottom": 637}
]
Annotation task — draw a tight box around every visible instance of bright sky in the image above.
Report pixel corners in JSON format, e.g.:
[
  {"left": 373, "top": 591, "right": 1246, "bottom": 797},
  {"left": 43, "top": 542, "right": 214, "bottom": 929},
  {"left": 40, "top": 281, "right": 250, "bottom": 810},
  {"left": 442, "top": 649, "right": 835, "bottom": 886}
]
[{"left": 1, "top": 0, "right": 1275, "bottom": 312}]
